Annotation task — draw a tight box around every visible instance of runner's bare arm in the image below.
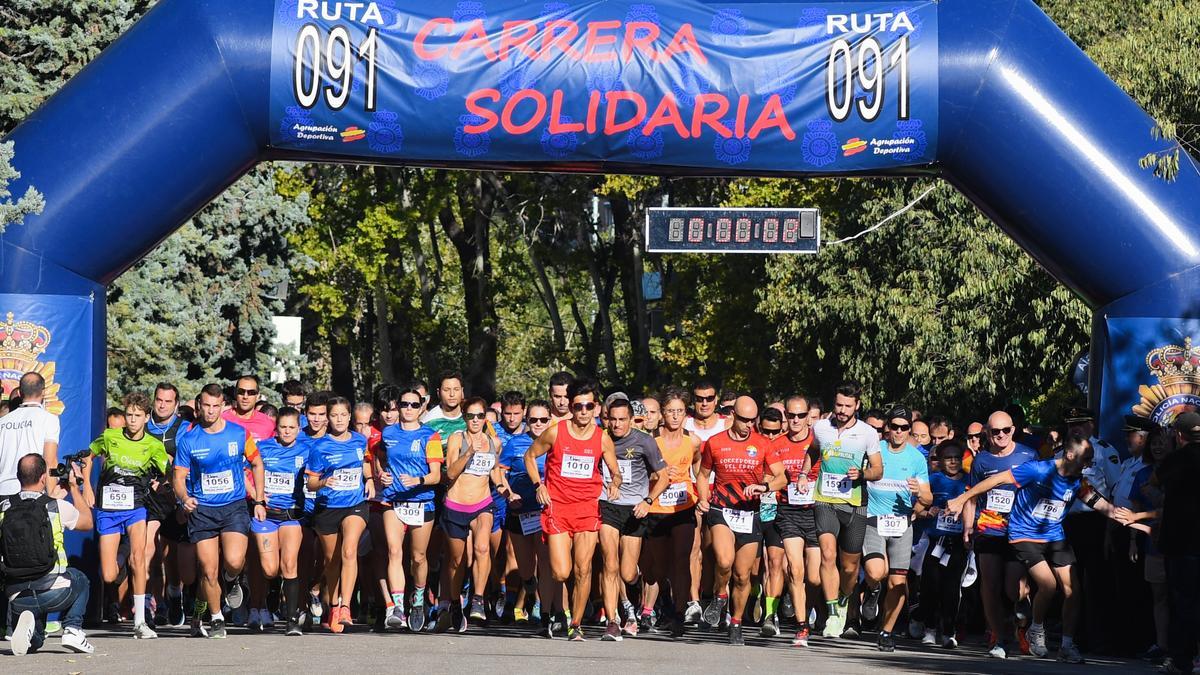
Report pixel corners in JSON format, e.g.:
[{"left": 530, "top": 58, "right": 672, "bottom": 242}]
[
  {"left": 524, "top": 424, "right": 556, "bottom": 480},
  {"left": 601, "top": 434, "right": 621, "bottom": 500},
  {"left": 444, "top": 433, "right": 474, "bottom": 481},
  {"left": 861, "top": 451, "right": 884, "bottom": 481}
]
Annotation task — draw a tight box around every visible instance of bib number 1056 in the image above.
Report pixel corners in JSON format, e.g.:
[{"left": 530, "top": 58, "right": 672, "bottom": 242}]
[
  {"left": 293, "top": 24, "right": 378, "bottom": 112},
  {"left": 826, "top": 35, "right": 909, "bottom": 123}
]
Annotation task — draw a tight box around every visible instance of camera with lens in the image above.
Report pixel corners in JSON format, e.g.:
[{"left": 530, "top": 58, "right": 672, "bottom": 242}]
[{"left": 48, "top": 450, "right": 90, "bottom": 487}]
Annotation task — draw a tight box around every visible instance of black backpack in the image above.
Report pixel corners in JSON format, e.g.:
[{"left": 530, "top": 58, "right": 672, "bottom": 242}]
[{"left": 0, "top": 494, "right": 56, "bottom": 582}]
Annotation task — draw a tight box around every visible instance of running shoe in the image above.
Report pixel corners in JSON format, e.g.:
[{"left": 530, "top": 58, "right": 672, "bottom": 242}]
[
  {"left": 637, "top": 613, "right": 655, "bottom": 634},
  {"left": 988, "top": 642, "right": 1007, "bottom": 659},
  {"left": 168, "top": 591, "right": 185, "bottom": 627},
  {"left": 190, "top": 613, "right": 209, "bottom": 638},
  {"left": 703, "top": 597, "right": 727, "bottom": 628},
  {"left": 132, "top": 622, "right": 158, "bottom": 640},
  {"left": 621, "top": 617, "right": 639, "bottom": 637},
  {"left": 339, "top": 604, "right": 354, "bottom": 627},
  {"left": 1017, "top": 626, "right": 1031, "bottom": 655},
  {"left": 908, "top": 619, "right": 925, "bottom": 640},
  {"left": 602, "top": 623, "right": 623, "bottom": 641},
  {"left": 922, "top": 628, "right": 937, "bottom": 646},
  {"left": 841, "top": 619, "right": 860, "bottom": 640},
  {"left": 61, "top": 626, "right": 94, "bottom": 654},
  {"left": 513, "top": 607, "right": 529, "bottom": 624},
  {"left": 1027, "top": 625, "right": 1048, "bottom": 657},
  {"left": 433, "top": 606, "right": 454, "bottom": 634},
  {"left": 781, "top": 593, "right": 795, "bottom": 620},
  {"left": 469, "top": 596, "right": 487, "bottom": 623},
  {"left": 861, "top": 584, "right": 882, "bottom": 623},
  {"left": 386, "top": 605, "right": 407, "bottom": 629},
  {"left": 1058, "top": 643, "right": 1085, "bottom": 664},
  {"left": 495, "top": 594, "right": 508, "bottom": 620},
  {"left": 1015, "top": 596, "right": 1032, "bottom": 623},
  {"left": 792, "top": 627, "right": 810, "bottom": 648},
  {"left": 248, "top": 608, "right": 263, "bottom": 632},
  {"left": 328, "top": 607, "right": 345, "bottom": 634},
  {"left": 684, "top": 601, "right": 702, "bottom": 625},
  {"left": 308, "top": 592, "right": 323, "bottom": 618},
  {"left": 568, "top": 625, "right": 585, "bottom": 642},
  {"left": 622, "top": 600, "right": 637, "bottom": 624},
  {"left": 877, "top": 630, "right": 895, "bottom": 653},
  {"left": 260, "top": 607, "right": 274, "bottom": 630},
  {"left": 1141, "top": 645, "right": 1167, "bottom": 663},
  {"left": 943, "top": 635, "right": 958, "bottom": 649},
  {"left": 10, "top": 611, "right": 35, "bottom": 655},
  {"left": 822, "top": 610, "right": 844, "bottom": 638},
  {"left": 729, "top": 624, "right": 744, "bottom": 646},
  {"left": 224, "top": 576, "right": 245, "bottom": 611},
  {"left": 286, "top": 619, "right": 303, "bottom": 636},
  {"left": 761, "top": 614, "right": 780, "bottom": 638},
  {"left": 670, "top": 616, "right": 685, "bottom": 639},
  {"left": 44, "top": 620, "right": 61, "bottom": 635},
  {"left": 550, "top": 612, "right": 566, "bottom": 637},
  {"left": 209, "top": 619, "right": 228, "bottom": 639},
  {"left": 408, "top": 603, "right": 427, "bottom": 633}
]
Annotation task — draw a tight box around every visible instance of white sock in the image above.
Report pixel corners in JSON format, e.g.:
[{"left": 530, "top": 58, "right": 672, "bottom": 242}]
[
  {"left": 134, "top": 594, "right": 146, "bottom": 626},
  {"left": 210, "top": 611, "right": 224, "bottom": 622}
]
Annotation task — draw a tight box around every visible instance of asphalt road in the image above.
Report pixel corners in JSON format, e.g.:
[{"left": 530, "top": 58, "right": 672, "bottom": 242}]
[{"left": 1, "top": 621, "right": 1157, "bottom": 675}]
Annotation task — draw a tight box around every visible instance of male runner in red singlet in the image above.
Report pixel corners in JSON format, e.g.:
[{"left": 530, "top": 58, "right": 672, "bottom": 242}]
[{"left": 525, "top": 378, "right": 621, "bottom": 641}]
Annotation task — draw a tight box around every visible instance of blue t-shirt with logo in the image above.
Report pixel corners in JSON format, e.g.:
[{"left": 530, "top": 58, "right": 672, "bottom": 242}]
[
  {"left": 174, "top": 421, "right": 258, "bottom": 507},
  {"left": 257, "top": 437, "right": 310, "bottom": 511},
  {"left": 379, "top": 424, "right": 444, "bottom": 506},
  {"left": 867, "top": 441, "right": 929, "bottom": 517},
  {"left": 499, "top": 433, "right": 546, "bottom": 513},
  {"left": 969, "top": 443, "right": 1039, "bottom": 538},
  {"left": 1007, "top": 459, "right": 1087, "bottom": 543},
  {"left": 305, "top": 432, "right": 368, "bottom": 509},
  {"left": 928, "top": 471, "right": 969, "bottom": 537}
]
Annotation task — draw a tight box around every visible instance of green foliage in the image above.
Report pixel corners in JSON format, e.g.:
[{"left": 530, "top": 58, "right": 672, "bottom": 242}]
[{"left": 0, "top": 141, "right": 43, "bottom": 233}]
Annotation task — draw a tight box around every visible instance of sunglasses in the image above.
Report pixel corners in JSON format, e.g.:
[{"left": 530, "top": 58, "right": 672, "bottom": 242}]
[
  {"left": 527, "top": 417, "right": 550, "bottom": 424},
  {"left": 694, "top": 394, "right": 717, "bottom": 403},
  {"left": 734, "top": 413, "right": 756, "bottom": 424},
  {"left": 966, "top": 432, "right": 982, "bottom": 440},
  {"left": 571, "top": 402, "right": 597, "bottom": 412},
  {"left": 869, "top": 424, "right": 885, "bottom": 433},
  {"left": 397, "top": 401, "right": 423, "bottom": 409},
  {"left": 989, "top": 426, "right": 1015, "bottom": 436},
  {"left": 760, "top": 426, "right": 783, "bottom": 435},
  {"left": 634, "top": 418, "right": 646, "bottom": 424},
  {"left": 464, "top": 412, "right": 488, "bottom": 421},
  {"left": 237, "top": 388, "right": 258, "bottom": 396},
  {"left": 888, "top": 422, "right": 911, "bottom": 432},
  {"left": 784, "top": 411, "right": 809, "bottom": 420}
]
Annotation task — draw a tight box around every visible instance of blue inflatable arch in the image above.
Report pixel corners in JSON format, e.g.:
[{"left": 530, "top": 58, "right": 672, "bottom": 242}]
[{"left": 4, "top": 0, "right": 1200, "bottom": 451}]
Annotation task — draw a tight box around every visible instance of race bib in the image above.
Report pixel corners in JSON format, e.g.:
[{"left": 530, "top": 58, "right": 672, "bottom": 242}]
[
  {"left": 760, "top": 491, "right": 778, "bottom": 506},
  {"left": 518, "top": 510, "right": 543, "bottom": 535},
  {"left": 936, "top": 510, "right": 963, "bottom": 533},
  {"left": 658, "top": 482, "right": 690, "bottom": 507},
  {"left": 617, "top": 459, "right": 633, "bottom": 484},
  {"left": 393, "top": 502, "right": 425, "bottom": 527},
  {"left": 103, "top": 484, "right": 134, "bottom": 510},
  {"left": 327, "top": 467, "right": 362, "bottom": 491},
  {"left": 788, "top": 481, "right": 816, "bottom": 505},
  {"left": 264, "top": 471, "right": 295, "bottom": 495},
  {"left": 201, "top": 470, "right": 234, "bottom": 495},
  {"left": 821, "top": 472, "right": 853, "bottom": 499},
  {"left": 985, "top": 489, "right": 1015, "bottom": 513},
  {"left": 722, "top": 508, "right": 754, "bottom": 534},
  {"left": 1031, "top": 498, "right": 1066, "bottom": 522},
  {"left": 561, "top": 453, "right": 596, "bottom": 480},
  {"left": 465, "top": 452, "right": 496, "bottom": 476},
  {"left": 877, "top": 514, "right": 908, "bottom": 537}
]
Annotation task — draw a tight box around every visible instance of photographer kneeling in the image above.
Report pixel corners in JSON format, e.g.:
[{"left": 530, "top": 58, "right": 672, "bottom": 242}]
[{"left": 1, "top": 453, "right": 95, "bottom": 655}]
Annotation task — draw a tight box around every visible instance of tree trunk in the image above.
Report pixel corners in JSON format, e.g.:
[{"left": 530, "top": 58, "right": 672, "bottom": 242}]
[
  {"left": 330, "top": 322, "right": 355, "bottom": 398},
  {"left": 580, "top": 221, "right": 619, "bottom": 384},
  {"left": 373, "top": 289, "right": 395, "bottom": 385},
  {"left": 609, "top": 195, "right": 651, "bottom": 389},
  {"left": 438, "top": 173, "right": 498, "bottom": 400},
  {"left": 528, "top": 244, "right": 567, "bottom": 355}
]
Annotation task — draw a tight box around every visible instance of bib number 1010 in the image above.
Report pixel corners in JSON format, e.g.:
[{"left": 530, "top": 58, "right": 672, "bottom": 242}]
[
  {"left": 293, "top": 24, "right": 378, "bottom": 111},
  {"left": 826, "top": 35, "right": 909, "bottom": 123}
]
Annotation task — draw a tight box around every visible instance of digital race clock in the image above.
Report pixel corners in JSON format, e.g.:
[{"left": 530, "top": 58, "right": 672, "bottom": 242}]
[{"left": 645, "top": 208, "right": 820, "bottom": 254}]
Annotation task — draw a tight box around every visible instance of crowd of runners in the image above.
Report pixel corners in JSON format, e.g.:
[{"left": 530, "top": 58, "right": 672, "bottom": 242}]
[{"left": 3, "top": 369, "right": 1198, "bottom": 672}]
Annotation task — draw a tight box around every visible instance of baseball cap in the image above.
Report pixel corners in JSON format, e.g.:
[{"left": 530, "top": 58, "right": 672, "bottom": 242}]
[
  {"left": 1172, "top": 411, "right": 1200, "bottom": 439},
  {"left": 604, "top": 392, "right": 629, "bottom": 409},
  {"left": 885, "top": 405, "right": 913, "bottom": 424},
  {"left": 630, "top": 400, "right": 648, "bottom": 418}
]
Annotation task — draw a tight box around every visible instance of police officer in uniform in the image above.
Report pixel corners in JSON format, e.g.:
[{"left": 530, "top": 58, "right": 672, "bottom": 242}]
[{"left": 1108, "top": 415, "right": 1158, "bottom": 655}]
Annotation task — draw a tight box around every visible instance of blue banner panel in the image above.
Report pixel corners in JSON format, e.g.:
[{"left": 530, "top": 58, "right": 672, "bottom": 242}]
[
  {"left": 269, "top": 0, "right": 938, "bottom": 173},
  {"left": 1101, "top": 318, "right": 1200, "bottom": 444}
]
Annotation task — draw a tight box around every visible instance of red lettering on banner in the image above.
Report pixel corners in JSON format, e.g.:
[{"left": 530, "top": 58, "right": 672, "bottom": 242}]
[
  {"left": 498, "top": 21, "right": 540, "bottom": 61},
  {"left": 621, "top": 22, "right": 660, "bottom": 62},
  {"left": 548, "top": 91, "right": 584, "bottom": 133},
  {"left": 414, "top": 18, "right": 454, "bottom": 59},
  {"left": 451, "top": 21, "right": 499, "bottom": 61},
  {"left": 690, "top": 93, "right": 731, "bottom": 138},
  {"left": 604, "top": 91, "right": 647, "bottom": 134},
  {"left": 657, "top": 24, "right": 707, "bottom": 64},
  {"left": 734, "top": 94, "right": 749, "bottom": 137},
  {"left": 644, "top": 95, "right": 689, "bottom": 139},
  {"left": 586, "top": 90, "right": 601, "bottom": 134},
  {"left": 748, "top": 95, "right": 795, "bottom": 140},
  {"left": 540, "top": 20, "right": 583, "bottom": 60},
  {"left": 464, "top": 89, "right": 501, "bottom": 132},
  {"left": 501, "top": 89, "right": 547, "bottom": 134},
  {"left": 582, "top": 20, "right": 621, "bottom": 62}
]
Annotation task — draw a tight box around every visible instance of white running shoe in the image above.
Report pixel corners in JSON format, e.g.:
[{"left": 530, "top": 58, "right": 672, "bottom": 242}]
[
  {"left": 62, "top": 627, "right": 95, "bottom": 654},
  {"left": 133, "top": 622, "right": 159, "bottom": 639},
  {"left": 988, "top": 642, "right": 1007, "bottom": 659},
  {"left": 10, "top": 611, "right": 35, "bottom": 655}
]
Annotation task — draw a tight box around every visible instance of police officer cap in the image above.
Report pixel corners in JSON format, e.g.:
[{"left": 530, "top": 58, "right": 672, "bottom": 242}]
[
  {"left": 1062, "top": 407, "right": 1095, "bottom": 423},
  {"left": 1123, "top": 415, "right": 1158, "bottom": 433},
  {"left": 1172, "top": 411, "right": 1200, "bottom": 437}
]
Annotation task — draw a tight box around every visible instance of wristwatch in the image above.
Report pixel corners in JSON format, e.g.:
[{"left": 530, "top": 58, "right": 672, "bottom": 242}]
[
  {"left": 643, "top": 496, "right": 653, "bottom": 505},
  {"left": 254, "top": 500, "right": 266, "bottom": 507}
]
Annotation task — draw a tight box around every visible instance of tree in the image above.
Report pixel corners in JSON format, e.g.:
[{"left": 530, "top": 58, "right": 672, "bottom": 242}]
[{"left": 0, "top": 141, "right": 43, "bottom": 233}]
